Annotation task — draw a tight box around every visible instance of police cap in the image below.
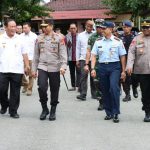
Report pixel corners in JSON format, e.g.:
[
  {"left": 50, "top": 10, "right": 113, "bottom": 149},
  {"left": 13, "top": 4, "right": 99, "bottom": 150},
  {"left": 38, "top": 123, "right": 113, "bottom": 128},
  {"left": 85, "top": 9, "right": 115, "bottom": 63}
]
[
  {"left": 141, "top": 19, "right": 150, "bottom": 27},
  {"left": 40, "top": 19, "right": 54, "bottom": 27},
  {"left": 101, "top": 21, "right": 115, "bottom": 28},
  {"left": 123, "top": 20, "right": 132, "bottom": 27}
]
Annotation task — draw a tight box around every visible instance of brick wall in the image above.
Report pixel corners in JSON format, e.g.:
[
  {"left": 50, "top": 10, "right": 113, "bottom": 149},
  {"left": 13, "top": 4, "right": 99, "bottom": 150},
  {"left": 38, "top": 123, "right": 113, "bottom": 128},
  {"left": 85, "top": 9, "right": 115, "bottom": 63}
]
[{"left": 46, "top": 0, "right": 107, "bottom": 11}]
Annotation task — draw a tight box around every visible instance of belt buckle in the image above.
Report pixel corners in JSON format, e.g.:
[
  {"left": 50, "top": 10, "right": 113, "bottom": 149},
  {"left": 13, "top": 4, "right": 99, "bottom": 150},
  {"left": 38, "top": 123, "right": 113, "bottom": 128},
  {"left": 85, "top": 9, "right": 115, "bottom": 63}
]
[{"left": 104, "top": 62, "right": 109, "bottom": 64}]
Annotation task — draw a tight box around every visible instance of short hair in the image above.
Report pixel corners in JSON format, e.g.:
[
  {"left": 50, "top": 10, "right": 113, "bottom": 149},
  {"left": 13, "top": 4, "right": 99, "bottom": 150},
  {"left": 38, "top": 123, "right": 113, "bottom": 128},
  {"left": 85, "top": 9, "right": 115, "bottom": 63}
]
[
  {"left": 4, "top": 19, "right": 15, "bottom": 27},
  {"left": 70, "top": 23, "right": 77, "bottom": 28},
  {"left": 17, "top": 24, "right": 22, "bottom": 27},
  {"left": 55, "top": 28, "right": 61, "bottom": 31},
  {"left": 23, "top": 22, "right": 31, "bottom": 27},
  {"left": 86, "top": 20, "right": 94, "bottom": 26}
]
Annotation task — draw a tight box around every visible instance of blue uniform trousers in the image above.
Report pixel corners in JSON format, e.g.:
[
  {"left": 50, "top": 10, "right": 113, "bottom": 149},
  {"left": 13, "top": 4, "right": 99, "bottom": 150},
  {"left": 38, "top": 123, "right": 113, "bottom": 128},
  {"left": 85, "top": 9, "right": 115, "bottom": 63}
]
[{"left": 98, "top": 62, "right": 121, "bottom": 116}]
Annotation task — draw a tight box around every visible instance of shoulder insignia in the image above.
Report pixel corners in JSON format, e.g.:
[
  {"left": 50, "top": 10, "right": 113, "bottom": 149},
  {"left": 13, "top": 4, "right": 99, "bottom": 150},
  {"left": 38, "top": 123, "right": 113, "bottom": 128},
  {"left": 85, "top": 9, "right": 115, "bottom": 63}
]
[
  {"left": 114, "top": 36, "right": 120, "bottom": 41},
  {"left": 96, "top": 37, "right": 102, "bottom": 41}
]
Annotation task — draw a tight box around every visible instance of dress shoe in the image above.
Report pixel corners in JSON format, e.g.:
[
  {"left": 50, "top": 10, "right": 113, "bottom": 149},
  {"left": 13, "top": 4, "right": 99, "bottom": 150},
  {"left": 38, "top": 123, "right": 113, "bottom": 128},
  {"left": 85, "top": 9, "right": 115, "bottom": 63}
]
[
  {"left": 97, "top": 103, "right": 103, "bottom": 111},
  {"left": 104, "top": 115, "right": 112, "bottom": 120},
  {"left": 123, "top": 94, "right": 131, "bottom": 102},
  {"left": 133, "top": 88, "right": 138, "bottom": 98},
  {"left": 144, "top": 113, "right": 150, "bottom": 122},
  {"left": 113, "top": 114, "right": 119, "bottom": 123},
  {"left": 0, "top": 107, "right": 8, "bottom": 114},
  {"left": 68, "top": 87, "right": 76, "bottom": 91},
  {"left": 22, "top": 87, "right": 27, "bottom": 93},
  {"left": 76, "top": 95, "right": 86, "bottom": 101},
  {"left": 26, "top": 90, "right": 32, "bottom": 96},
  {"left": 40, "top": 108, "right": 49, "bottom": 120},
  {"left": 10, "top": 113, "right": 19, "bottom": 119},
  {"left": 49, "top": 106, "right": 56, "bottom": 121}
]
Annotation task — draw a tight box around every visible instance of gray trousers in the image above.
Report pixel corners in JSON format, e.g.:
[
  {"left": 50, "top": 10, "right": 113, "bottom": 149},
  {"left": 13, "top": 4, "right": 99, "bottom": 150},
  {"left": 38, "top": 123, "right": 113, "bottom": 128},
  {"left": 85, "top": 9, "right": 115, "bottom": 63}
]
[{"left": 79, "top": 60, "right": 96, "bottom": 97}]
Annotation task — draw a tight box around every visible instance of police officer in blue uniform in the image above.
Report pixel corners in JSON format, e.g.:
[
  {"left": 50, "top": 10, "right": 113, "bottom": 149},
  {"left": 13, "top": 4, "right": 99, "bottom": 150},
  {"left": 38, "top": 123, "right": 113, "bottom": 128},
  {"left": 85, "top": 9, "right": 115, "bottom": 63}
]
[
  {"left": 119, "top": 20, "right": 139, "bottom": 102},
  {"left": 91, "top": 21, "right": 126, "bottom": 123}
]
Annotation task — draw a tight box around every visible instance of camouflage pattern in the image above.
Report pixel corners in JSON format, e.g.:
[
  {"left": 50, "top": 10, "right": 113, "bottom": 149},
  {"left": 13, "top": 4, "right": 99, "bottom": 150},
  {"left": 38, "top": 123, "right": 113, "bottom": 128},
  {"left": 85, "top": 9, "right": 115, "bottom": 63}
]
[{"left": 88, "top": 32, "right": 102, "bottom": 99}]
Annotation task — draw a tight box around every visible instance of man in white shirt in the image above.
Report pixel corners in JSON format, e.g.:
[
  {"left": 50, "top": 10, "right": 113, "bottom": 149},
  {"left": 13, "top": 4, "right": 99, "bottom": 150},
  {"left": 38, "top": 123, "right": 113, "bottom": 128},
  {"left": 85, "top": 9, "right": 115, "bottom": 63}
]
[
  {"left": 0, "top": 19, "right": 29, "bottom": 118},
  {"left": 21, "top": 22, "right": 37, "bottom": 96},
  {"left": 76, "top": 20, "right": 94, "bottom": 100}
]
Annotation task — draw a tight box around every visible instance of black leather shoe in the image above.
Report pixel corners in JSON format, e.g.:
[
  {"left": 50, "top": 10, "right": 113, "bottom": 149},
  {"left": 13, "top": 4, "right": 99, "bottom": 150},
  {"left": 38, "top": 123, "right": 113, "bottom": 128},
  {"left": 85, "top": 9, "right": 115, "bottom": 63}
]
[
  {"left": 49, "top": 106, "right": 56, "bottom": 121},
  {"left": 97, "top": 103, "right": 103, "bottom": 111},
  {"left": 133, "top": 88, "right": 138, "bottom": 98},
  {"left": 40, "top": 108, "right": 49, "bottom": 120},
  {"left": 104, "top": 115, "right": 112, "bottom": 120},
  {"left": 10, "top": 113, "right": 19, "bottom": 119},
  {"left": 123, "top": 94, "right": 131, "bottom": 102},
  {"left": 144, "top": 113, "right": 150, "bottom": 122},
  {"left": 76, "top": 95, "right": 86, "bottom": 101},
  {"left": 0, "top": 108, "right": 8, "bottom": 114},
  {"left": 113, "top": 114, "right": 119, "bottom": 123}
]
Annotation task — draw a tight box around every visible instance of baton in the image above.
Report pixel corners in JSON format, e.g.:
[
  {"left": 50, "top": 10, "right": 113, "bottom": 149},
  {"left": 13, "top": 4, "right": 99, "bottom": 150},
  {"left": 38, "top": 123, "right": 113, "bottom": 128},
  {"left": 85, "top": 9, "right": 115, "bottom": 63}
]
[{"left": 63, "top": 74, "right": 69, "bottom": 91}]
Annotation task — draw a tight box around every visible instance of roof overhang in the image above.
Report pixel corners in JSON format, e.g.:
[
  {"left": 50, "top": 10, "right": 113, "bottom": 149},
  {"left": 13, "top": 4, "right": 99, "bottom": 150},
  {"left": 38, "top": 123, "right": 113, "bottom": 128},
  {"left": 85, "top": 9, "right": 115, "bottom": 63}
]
[{"left": 50, "top": 9, "right": 116, "bottom": 20}]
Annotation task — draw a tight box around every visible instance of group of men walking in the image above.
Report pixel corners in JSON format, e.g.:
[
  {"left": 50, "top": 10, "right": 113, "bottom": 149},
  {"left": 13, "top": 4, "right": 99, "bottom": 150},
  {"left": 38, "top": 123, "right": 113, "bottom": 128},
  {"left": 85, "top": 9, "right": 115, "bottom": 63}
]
[{"left": 0, "top": 17, "right": 150, "bottom": 123}]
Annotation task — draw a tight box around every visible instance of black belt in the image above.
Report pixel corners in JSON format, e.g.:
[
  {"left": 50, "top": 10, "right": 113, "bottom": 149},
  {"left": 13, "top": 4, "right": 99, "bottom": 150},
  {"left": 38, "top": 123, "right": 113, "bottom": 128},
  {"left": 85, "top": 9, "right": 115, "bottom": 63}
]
[{"left": 100, "top": 61, "right": 119, "bottom": 64}]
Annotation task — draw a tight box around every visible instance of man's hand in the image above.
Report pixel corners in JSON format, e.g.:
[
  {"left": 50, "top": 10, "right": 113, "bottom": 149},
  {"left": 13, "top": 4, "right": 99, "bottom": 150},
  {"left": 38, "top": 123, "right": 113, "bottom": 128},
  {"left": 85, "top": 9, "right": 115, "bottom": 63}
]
[
  {"left": 127, "top": 68, "right": 133, "bottom": 76},
  {"left": 60, "top": 68, "right": 66, "bottom": 75},
  {"left": 32, "top": 71, "right": 37, "bottom": 78},
  {"left": 120, "top": 71, "right": 126, "bottom": 82},
  {"left": 84, "top": 65, "right": 89, "bottom": 73},
  {"left": 24, "top": 66, "right": 30, "bottom": 75},
  {"left": 91, "top": 69, "right": 96, "bottom": 78}
]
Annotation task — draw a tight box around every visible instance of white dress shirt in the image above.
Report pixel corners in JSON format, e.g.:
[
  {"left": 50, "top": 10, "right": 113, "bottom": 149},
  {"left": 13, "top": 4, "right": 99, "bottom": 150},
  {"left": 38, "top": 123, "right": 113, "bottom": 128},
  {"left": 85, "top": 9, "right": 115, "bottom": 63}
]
[
  {"left": 20, "top": 31, "right": 37, "bottom": 60},
  {"left": 76, "top": 31, "right": 93, "bottom": 61},
  {"left": 0, "top": 32, "right": 27, "bottom": 74}
]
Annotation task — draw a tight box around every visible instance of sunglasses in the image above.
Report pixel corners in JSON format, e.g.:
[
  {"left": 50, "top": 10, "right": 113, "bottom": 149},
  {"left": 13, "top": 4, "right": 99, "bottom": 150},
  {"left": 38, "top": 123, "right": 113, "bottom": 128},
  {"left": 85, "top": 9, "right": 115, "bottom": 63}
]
[{"left": 142, "top": 26, "right": 150, "bottom": 30}]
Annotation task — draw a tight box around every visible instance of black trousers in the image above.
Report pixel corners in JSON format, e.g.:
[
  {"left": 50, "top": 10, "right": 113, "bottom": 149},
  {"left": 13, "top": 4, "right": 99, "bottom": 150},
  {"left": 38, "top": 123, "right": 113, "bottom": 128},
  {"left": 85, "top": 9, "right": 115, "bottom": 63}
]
[
  {"left": 68, "top": 61, "right": 80, "bottom": 87},
  {"left": 37, "top": 69, "right": 60, "bottom": 106},
  {"left": 79, "top": 60, "right": 96, "bottom": 97},
  {"left": 0, "top": 73, "right": 23, "bottom": 114},
  {"left": 122, "top": 73, "right": 139, "bottom": 95},
  {"left": 138, "top": 74, "right": 150, "bottom": 113}
]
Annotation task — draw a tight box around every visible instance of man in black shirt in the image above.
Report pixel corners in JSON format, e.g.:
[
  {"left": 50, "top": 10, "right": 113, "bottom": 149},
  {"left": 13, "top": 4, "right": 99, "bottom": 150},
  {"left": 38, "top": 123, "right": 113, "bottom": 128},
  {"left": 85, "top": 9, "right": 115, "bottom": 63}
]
[{"left": 119, "top": 20, "right": 139, "bottom": 102}]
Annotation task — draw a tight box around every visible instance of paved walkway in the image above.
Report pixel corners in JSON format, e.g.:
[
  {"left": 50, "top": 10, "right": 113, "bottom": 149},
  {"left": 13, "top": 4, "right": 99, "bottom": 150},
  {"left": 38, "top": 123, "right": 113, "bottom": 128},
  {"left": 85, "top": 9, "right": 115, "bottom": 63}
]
[{"left": 0, "top": 70, "right": 149, "bottom": 150}]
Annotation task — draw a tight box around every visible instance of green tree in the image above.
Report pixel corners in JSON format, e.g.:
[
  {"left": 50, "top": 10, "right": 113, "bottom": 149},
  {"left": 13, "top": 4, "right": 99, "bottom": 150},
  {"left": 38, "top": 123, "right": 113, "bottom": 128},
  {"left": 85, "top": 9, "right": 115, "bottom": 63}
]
[
  {"left": 0, "top": 0, "right": 50, "bottom": 23},
  {"left": 102, "top": 0, "right": 150, "bottom": 18}
]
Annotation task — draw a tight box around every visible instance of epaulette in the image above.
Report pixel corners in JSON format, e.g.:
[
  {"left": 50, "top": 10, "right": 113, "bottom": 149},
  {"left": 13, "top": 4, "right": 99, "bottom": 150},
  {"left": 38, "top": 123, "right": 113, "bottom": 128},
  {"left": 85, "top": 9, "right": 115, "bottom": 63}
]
[
  {"left": 114, "top": 36, "right": 120, "bottom": 41},
  {"left": 96, "top": 37, "right": 102, "bottom": 41},
  {"left": 138, "top": 32, "right": 143, "bottom": 35}
]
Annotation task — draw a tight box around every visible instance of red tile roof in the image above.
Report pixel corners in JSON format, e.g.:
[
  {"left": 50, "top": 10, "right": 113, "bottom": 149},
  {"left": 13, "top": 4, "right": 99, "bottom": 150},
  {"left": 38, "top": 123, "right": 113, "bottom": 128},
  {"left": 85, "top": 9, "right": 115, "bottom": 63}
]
[
  {"left": 50, "top": 9, "right": 115, "bottom": 20},
  {"left": 46, "top": 0, "right": 107, "bottom": 11}
]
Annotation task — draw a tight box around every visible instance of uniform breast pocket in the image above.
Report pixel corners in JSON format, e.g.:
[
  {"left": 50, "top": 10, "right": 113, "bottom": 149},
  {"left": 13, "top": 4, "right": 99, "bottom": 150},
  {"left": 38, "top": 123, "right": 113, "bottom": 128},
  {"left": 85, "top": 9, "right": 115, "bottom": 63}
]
[
  {"left": 98, "top": 48, "right": 103, "bottom": 55},
  {"left": 50, "top": 43, "right": 58, "bottom": 53},
  {"left": 136, "top": 44, "right": 145, "bottom": 55},
  {"left": 39, "top": 43, "right": 45, "bottom": 53}
]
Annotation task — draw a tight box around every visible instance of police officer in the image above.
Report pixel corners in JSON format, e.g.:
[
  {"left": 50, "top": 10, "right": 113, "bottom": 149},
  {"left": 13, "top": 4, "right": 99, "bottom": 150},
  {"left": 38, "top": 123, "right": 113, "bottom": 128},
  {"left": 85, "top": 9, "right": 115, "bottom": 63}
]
[
  {"left": 119, "top": 20, "right": 139, "bottom": 102},
  {"left": 91, "top": 21, "right": 126, "bottom": 123},
  {"left": 126, "top": 19, "right": 150, "bottom": 122},
  {"left": 32, "top": 19, "right": 67, "bottom": 121},
  {"left": 85, "top": 19, "right": 104, "bottom": 110}
]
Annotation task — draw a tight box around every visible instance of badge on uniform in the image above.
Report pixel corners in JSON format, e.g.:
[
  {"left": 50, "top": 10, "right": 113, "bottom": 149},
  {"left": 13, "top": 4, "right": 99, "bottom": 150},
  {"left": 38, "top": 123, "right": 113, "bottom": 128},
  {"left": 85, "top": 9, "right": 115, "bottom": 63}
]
[
  {"left": 2, "top": 43, "right": 6, "bottom": 48},
  {"left": 136, "top": 40, "right": 145, "bottom": 54}
]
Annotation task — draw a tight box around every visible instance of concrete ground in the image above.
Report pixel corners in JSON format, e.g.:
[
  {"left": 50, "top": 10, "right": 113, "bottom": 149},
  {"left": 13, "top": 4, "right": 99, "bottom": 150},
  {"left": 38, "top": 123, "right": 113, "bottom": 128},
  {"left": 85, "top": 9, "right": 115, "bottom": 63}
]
[{"left": 0, "top": 70, "right": 149, "bottom": 150}]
